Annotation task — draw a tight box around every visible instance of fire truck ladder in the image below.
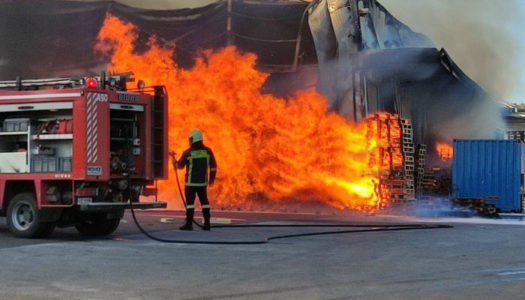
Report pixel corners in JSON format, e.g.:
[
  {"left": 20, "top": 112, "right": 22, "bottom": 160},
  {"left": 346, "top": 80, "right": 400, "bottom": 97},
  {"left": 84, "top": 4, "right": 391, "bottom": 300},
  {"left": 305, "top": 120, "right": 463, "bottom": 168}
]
[
  {"left": 0, "top": 72, "right": 136, "bottom": 91},
  {"left": 0, "top": 77, "right": 83, "bottom": 90}
]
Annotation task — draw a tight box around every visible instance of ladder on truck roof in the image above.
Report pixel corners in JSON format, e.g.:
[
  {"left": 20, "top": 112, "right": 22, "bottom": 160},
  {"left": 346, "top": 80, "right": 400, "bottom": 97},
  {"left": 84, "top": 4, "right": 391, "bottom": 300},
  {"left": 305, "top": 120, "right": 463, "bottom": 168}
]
[
  {"left": 0, "top": 73, "right": 135, "bottom": 91},
  {"left": 0, "top": 76, "right": 83, "bottom": 90}
]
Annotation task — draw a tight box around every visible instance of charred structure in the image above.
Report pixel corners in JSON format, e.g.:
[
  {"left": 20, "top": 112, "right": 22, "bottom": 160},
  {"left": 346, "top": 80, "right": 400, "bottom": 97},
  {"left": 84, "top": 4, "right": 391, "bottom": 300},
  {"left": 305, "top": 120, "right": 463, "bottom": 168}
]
[{"left": 0, "top": 0, "right": 502, "bottom": 155}]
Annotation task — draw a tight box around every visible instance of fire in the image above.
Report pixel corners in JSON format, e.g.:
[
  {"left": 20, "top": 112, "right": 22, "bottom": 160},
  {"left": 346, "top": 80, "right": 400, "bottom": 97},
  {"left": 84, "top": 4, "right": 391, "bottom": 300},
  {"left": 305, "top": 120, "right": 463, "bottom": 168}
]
[
  {"left": 436, "top": 142, "right": 453, "bottom": 161},
  {"left": 95, "top": 15, "right": 400, "bottom": 212}
]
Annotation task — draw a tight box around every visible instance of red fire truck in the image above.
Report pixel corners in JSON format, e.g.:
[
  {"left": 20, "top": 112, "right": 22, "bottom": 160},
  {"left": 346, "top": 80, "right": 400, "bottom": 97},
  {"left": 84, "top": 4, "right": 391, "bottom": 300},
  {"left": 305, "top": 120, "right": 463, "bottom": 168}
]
[{"left": 0, "top": 73, "right": 167, "bottom": 238}]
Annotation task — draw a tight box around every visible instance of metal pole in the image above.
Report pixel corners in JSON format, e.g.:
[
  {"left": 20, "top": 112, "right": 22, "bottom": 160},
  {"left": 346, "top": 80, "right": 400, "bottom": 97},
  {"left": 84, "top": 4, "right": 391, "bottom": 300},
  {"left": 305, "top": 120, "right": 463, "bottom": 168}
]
[
  {"left": 363, "top": 73, "right": 369, "bottom": 117},
  {"left": 352, "top": 72, "right": 357, "bottom": 122},
  {"left": 227, "top": 0, "right": 233, "bottom": 45}
]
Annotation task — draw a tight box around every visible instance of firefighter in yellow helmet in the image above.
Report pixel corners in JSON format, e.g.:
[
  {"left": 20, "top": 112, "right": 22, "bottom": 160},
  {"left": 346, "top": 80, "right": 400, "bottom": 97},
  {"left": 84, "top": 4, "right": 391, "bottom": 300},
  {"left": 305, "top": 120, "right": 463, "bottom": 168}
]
[{"left": 172, "top": 129, "right": 217, "bottom": 231}]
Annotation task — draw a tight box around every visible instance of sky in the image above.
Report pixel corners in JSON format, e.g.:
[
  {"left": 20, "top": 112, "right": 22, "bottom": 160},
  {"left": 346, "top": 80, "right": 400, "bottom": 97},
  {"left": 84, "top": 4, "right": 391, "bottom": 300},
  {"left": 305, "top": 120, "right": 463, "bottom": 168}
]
[{"left": 107, "top": 0, "right": 525, "bottom": 103}]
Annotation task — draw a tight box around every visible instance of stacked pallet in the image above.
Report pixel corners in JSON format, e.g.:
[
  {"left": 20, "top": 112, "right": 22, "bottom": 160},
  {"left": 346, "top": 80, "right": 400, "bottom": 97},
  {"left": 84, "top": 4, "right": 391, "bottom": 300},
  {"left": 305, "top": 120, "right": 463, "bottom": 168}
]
[
  {"left": 366, "top": 114, "right": 415, "bottom": 206},
  {"left": 415, "top": 144, "right": 427, "bottom": 194},
  {"left": 366, "top": 113, "right": 403, "bottom": 171},
  {"left": 398, "top": 119, "right": 415, "bottom": 201},
  {"left": 421, "top": 171, "right": 438, "bottom": 192},
  {"left": 507, "top": 131, "right": 525, "bottom": 142}
]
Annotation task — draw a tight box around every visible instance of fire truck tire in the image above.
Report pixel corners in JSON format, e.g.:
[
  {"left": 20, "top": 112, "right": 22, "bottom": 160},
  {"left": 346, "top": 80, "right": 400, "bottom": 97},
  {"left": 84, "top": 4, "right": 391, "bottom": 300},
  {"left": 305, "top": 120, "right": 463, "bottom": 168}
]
[
  {"left": 6, "top": 193, "right": 56, "bottom": 238},
  {"left": 74, "top": 214, "right": 121, "bottom": 236}
]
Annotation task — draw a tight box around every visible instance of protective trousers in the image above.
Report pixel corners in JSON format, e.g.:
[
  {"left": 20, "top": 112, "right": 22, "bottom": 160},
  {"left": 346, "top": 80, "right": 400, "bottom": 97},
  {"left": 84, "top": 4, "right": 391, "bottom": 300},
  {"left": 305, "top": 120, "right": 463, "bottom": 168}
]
[{"left": 184, "top": 186, "right": 211, "bottom": 226}]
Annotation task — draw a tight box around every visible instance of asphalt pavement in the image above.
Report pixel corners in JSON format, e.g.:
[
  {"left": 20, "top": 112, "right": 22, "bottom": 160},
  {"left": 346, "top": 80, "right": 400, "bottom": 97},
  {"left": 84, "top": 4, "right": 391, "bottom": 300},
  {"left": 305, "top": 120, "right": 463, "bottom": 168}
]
[{"left": 1, "top": 210, "right": 525, "bottom": 300}]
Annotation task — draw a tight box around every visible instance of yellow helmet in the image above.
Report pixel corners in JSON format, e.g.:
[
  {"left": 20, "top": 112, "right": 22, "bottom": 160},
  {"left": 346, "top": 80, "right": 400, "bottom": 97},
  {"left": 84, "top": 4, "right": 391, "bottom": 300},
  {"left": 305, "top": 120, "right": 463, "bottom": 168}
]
[{"left": 189, "top": 129, "right": 203, "bottom": 144}]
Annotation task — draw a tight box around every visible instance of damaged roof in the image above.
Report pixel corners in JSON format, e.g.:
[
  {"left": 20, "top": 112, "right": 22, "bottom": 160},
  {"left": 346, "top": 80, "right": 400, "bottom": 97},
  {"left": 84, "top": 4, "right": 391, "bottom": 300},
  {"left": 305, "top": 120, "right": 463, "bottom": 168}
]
[{"left": 0, "top": 0, "right": 438, "bottom": 77}]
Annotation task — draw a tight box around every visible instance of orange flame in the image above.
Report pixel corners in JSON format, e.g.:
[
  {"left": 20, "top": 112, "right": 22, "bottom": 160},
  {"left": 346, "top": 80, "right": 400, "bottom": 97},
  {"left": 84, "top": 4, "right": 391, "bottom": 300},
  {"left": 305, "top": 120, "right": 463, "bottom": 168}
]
[
  {"left": 95, "top": 15, "right": 401, "bottom": 212},
  {"left": 436, "top": 142, "right": 453, "bottom": 161}
]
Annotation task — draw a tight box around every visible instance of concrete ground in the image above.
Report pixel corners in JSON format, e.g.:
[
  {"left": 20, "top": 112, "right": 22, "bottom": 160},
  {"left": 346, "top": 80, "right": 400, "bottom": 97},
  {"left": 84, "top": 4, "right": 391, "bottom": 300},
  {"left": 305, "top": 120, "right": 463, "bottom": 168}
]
[{"left": 1, "top": 210, "right": 525, "bottom": 300}]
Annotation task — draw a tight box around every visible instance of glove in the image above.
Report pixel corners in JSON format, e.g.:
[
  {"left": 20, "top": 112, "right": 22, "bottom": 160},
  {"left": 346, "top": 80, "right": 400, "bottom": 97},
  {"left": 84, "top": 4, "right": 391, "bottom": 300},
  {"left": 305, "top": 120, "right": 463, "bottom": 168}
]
[{"left": 169, "top": 151, "right": 177, "bottom": 162}]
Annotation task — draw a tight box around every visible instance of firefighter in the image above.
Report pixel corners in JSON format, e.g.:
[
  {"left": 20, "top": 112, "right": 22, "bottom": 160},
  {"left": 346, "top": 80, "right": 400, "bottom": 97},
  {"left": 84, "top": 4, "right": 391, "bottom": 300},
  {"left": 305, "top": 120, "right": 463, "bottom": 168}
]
[{"left": 172, "top": 129, "right": 217, "bottom": 231}]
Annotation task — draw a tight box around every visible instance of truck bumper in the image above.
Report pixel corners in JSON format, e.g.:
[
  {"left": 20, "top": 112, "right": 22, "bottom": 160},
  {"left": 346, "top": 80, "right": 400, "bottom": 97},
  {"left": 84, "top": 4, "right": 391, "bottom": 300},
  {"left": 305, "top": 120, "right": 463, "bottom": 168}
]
[{"left": 79, "top": 201, "right": 167, "bottom": 212}]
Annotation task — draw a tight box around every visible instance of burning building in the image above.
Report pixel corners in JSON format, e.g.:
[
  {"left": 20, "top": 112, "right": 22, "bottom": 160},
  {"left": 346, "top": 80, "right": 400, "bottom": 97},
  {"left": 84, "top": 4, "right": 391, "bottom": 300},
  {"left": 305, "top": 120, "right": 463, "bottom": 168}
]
[
  {"left": 0, "top": 0, "right": 502, "bottom": 152},
  {"left": 0, "top": 0, "right": 503, "bottom": 211}
]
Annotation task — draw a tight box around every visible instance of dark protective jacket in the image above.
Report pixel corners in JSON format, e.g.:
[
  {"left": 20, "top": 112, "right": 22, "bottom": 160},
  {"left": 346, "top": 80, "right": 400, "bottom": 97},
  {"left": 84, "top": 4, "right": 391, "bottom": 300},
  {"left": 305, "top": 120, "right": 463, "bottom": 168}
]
[{"left": 176, "top": 141, "right": 217, "bottom": 187}]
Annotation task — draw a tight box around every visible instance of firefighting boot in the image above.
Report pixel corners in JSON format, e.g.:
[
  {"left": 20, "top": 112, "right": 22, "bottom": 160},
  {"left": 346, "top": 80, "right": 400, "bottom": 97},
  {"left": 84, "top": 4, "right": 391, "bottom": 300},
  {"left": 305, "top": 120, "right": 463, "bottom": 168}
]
[
  {"left": 202, "top": 207, "right": 211, "bottom": 231},
  {"left": 179, "top": 221, "right": 193, "bottom": 231},
  {"left": 179, "top": 209, "right": 194, "bottom": 231}
]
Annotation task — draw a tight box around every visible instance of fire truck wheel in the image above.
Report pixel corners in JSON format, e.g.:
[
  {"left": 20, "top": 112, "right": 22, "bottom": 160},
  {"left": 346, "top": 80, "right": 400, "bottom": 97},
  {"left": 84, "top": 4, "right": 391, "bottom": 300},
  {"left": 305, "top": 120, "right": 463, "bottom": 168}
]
[
  {"left": 74, "top": 214, "right": 121, "bottom": 236},
  {"left": 6, "top": 193, "right": 56, "bottom": 238}
]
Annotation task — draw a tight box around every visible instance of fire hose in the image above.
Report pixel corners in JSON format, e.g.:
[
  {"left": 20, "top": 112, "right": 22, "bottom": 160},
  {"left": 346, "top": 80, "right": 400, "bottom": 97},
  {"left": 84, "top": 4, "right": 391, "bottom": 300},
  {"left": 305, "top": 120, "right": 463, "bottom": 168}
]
[
  {"left": 120, "top": 3, "right": 452, "bottom": 243},
  {"left": 127, "top": 152, "right": 452, "bottom": 245}
]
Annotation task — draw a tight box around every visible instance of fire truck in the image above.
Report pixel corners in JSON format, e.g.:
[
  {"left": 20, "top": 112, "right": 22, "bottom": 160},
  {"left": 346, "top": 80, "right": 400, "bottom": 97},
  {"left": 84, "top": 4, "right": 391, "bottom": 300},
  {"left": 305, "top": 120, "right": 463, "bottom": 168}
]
[{"left": 0, "top": 73, "right": 167, "bottom": 238}]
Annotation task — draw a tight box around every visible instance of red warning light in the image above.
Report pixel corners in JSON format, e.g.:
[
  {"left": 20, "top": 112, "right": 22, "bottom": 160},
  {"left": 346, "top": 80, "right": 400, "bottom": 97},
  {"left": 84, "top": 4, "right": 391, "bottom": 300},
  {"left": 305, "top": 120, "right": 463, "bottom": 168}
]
[{"left": 86, "top": 77, "right": 98, "bottom": 89}]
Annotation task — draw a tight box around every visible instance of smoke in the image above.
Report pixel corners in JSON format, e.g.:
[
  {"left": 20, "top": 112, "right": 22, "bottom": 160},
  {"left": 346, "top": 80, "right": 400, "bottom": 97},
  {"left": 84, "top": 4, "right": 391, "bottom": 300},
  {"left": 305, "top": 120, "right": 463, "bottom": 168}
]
[
  {"left": 381, "top": 0, "right": 525, "bottom": 102},
  {"left": 412, "top": 197, "right": 459, "bottom": 218},
  {"left": 313, "top": 46, "right": 506, "bottom": 145},
  {"left": 434, "top": 96, "right": 505, "bottom": 141},
  {"left": 315, "top": 48, "right": 442, "bottom": 115}
]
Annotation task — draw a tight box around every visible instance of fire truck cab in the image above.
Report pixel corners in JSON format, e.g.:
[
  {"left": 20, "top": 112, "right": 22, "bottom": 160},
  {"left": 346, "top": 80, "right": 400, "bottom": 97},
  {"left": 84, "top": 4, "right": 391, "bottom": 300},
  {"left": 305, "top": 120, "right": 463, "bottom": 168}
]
[{"left": 0, "top": 73, "right": 167, "bottom": 237}]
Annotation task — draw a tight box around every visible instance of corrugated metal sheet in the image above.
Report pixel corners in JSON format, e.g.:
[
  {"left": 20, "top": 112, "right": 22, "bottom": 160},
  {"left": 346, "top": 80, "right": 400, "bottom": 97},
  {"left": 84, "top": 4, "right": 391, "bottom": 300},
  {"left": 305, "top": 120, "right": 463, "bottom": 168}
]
[{"left": 452, "top": 140, "right": 522, "bottom": 212}]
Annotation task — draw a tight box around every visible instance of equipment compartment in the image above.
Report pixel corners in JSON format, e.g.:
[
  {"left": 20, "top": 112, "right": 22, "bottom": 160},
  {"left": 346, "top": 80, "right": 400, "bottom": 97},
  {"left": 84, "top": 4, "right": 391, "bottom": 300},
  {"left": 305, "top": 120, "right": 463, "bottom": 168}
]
[
  {"left": 0, "top": 102, "right": 73, "bottom": 173},
  {"left": 3, "top": 118, "right": 30, "bottom": 132},
  {"left": 32, "top": 155, "right": 57, "bottom": 172}
]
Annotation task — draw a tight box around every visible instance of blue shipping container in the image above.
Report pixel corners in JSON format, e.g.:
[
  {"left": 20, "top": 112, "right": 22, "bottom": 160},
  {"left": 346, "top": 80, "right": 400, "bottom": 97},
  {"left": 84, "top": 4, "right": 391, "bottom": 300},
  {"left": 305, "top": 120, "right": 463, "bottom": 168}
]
[{"left": 452, "top": 140, "right": 522, "bottom": 212}]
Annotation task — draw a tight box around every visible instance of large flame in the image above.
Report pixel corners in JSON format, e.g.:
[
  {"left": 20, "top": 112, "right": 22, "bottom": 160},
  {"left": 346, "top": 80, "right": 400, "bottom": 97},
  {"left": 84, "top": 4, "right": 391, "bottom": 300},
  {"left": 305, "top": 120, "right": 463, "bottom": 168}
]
[
  {"left": 436, "top": 142, "right": 453, "bottom": 161},
  {"left": 96, "top": 15, "right": 400, "bottom": 212}
]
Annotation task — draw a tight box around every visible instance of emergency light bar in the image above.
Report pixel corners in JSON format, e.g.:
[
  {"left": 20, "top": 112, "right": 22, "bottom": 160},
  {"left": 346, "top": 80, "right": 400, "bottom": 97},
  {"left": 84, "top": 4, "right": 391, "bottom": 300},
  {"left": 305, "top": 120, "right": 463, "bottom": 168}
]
[{"left": 85, "top": 77, "right": 98, "bottom": 89}]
